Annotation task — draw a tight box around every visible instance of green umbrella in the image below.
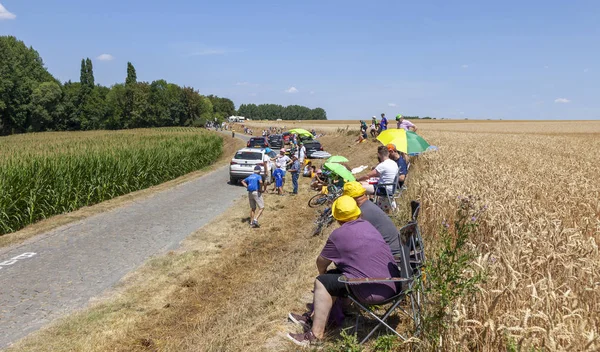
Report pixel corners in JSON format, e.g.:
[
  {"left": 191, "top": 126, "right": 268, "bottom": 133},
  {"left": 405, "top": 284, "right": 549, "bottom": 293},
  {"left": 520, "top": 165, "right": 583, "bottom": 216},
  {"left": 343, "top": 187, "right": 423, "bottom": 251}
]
[
  {"left": 288, "top": 128, "right": 313, "bottom": 137},
  {"left": 326, "top": 155, "right": 349, "bottom": 163},
  {"left": 406, "top": 131, "right": 430, "bottom": 155},
  {"left": 323, "top": 162, "right": 356, "bottom": 182}
]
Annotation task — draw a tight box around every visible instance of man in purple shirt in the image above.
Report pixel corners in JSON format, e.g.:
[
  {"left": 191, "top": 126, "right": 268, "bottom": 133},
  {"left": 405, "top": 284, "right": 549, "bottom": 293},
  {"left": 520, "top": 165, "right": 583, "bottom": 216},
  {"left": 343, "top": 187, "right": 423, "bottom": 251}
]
[{"left": 286, "top": 196, "right": 400, "bottom": 346}]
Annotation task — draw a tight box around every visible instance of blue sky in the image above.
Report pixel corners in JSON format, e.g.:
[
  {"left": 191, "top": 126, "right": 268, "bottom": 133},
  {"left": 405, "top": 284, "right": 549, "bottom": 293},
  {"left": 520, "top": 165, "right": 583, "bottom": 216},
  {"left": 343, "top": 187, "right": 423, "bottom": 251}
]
[{"left": 1, "top": 0, "right": 598, "bottom": 120}]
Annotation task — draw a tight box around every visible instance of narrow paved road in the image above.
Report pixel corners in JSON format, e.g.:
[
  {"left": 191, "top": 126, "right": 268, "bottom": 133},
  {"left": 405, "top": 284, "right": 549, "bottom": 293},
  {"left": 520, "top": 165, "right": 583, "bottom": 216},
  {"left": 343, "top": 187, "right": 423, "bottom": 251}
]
[{"left": 0, "top": 133, "right": 250, "bottom": 349}]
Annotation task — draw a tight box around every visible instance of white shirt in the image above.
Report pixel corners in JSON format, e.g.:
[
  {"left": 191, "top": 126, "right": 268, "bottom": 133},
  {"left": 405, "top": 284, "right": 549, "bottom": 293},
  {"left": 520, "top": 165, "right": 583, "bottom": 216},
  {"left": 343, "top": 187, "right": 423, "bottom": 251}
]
[
  {"left": 276, "top": 155, "right": 291, "bottom": 171},
  {"left": 263, "top": 153, "right": 271, "bottom": 171},
  {"left": 298, "top": 146, "right": 306, "bottom": 161},
  {"left": 375, "top": 159, "right": 399, "bottom": 193}
]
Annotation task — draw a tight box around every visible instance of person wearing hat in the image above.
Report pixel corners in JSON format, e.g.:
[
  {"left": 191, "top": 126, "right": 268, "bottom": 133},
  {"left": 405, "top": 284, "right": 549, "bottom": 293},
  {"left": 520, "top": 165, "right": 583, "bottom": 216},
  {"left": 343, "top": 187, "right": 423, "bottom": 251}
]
[
  {"left": 343, "top": 181, "right": 403, "bottom": 258},
  {"left": 297, "top": 141, "right": 306, "bottom": 164},
  {"left": 275, "top": 148, "right": 291, "bottom": 186},
  {"left": 241, "top": 166, "right": 264, "bottom": 228},
  {"left": 272, "top": 162, "right": 285, "bottom": 195},
  {"left": 397, "top": 114, "right": 417, "bottom": 132},
  {"left": 261, "top": 148, "right": 273, "bottom": 192},
  {"left": 386, "top": 143, "right": 408, "bottom": 187},
  {"left": 286, "top": 195, "right": 401, "bottom": 347}
]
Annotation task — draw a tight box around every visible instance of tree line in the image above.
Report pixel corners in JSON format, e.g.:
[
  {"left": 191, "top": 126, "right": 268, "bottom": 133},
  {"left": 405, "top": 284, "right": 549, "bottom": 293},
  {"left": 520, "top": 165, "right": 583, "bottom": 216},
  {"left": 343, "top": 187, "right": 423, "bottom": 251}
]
[
  {"left": 237, "top": 103, "right": 326, "bottom": 121},
  {"left": 0, "top": 36, "right": 237, "bottom": 135}
]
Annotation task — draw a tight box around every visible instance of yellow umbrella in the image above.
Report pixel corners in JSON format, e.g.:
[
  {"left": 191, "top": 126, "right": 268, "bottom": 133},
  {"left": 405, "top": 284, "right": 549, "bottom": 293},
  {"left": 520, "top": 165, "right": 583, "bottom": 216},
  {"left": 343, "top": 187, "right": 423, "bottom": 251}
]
[{"left": 376, "top": 129, "right": 408, "bottom": 153}]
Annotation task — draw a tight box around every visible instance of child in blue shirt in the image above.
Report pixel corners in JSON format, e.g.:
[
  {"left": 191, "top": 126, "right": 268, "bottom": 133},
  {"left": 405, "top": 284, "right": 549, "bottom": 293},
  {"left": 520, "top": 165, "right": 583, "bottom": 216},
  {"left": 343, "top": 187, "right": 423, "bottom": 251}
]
[{"left": 273, "top": 165, "right": 284, "bottom": 195}]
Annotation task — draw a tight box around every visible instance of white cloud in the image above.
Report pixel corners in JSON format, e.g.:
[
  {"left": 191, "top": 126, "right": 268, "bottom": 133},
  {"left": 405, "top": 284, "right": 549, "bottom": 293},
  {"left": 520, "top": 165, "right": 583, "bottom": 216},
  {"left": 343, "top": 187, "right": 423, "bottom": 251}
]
[
  {"left": 96, "top": 54, "right": 114, "bottom": 61},
  {"left": 285, "top": 86, "right": 299, "bottom": 93},
  {"left": 0, "top": 3, "right": 16, "bottom": 20},
  {"left": 461, "top": 64, "right": 469, "bottom": 69},
  {"left": 388, "top": 103, "right": 397, "bottom": 107},
  {"left": 554, "top": 98, "right": 571, "bottom": 104},
  {"left": 235, "top": 82, "right": 259, "bottom": 87},
  {"left": 188, "top": 48, "right": 226, "bottom": 56}
]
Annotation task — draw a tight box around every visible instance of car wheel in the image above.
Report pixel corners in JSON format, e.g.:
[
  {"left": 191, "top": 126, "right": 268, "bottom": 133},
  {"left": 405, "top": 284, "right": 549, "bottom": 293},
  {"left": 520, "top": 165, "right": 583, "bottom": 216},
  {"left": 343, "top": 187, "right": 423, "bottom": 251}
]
[{"left": 230, "top": 176, "right": 238, "bottom": 185}]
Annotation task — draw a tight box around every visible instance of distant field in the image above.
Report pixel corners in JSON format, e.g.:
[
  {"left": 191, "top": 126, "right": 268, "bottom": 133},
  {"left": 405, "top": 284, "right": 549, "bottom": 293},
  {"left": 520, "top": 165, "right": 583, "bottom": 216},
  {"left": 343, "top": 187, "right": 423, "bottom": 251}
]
[
  {"left": 0, "top": 128, "right": 222, "bottom": 235},
  {"left": 242, "top": 119, "right": 600, "bottom": 135}
]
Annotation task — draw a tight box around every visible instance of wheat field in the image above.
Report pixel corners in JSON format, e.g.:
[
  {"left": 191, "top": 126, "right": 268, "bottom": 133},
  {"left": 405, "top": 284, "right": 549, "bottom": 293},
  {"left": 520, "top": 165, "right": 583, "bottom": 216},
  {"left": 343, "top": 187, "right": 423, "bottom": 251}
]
[{"left": 411, "top": 125, "right": 600, "bottom": 350}]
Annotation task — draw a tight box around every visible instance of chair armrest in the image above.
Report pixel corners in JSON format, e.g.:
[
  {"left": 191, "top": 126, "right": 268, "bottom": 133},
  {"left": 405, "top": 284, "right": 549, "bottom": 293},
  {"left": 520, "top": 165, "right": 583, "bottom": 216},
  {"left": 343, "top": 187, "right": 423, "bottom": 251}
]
[{"left": 338, "top": 276, "right": 411, "bottom": 284}]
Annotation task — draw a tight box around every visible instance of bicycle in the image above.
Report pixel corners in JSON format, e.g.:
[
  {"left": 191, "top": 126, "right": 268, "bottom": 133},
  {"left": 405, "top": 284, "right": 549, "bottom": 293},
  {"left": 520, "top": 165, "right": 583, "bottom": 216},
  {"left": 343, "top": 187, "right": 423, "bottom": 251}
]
[
  {"left": 312, "top": 206, "right": 334, "bottom": 236},
  {"left": 307, "top": 184, "right": 342, "bottom": 208}
]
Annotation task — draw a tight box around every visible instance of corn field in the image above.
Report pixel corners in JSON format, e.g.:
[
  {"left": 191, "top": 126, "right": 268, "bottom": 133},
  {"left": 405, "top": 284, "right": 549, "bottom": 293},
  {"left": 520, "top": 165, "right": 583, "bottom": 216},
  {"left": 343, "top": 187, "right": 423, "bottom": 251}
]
[
  {"left": 0, "top": 128, "right": 223, "bottom": 236},
  {"left": 412, "top": 124, "right": 600, "bottom": 350}
]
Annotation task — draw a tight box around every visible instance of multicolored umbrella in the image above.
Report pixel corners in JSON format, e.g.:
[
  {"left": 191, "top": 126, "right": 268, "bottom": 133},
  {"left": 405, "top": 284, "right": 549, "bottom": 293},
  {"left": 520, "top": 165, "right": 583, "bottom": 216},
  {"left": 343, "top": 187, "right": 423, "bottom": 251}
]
[
  {"left": 326, "top": 155, "right": 349, "bottom": 163},
  {"left": 323, "top": 162, "right": 356, "bottom": 182},
  {"left": 376, "top": 129, "right": 430, "bottom": 154},
  {"left": 288, "top": 128, "right": 313, "bottom": 137}
]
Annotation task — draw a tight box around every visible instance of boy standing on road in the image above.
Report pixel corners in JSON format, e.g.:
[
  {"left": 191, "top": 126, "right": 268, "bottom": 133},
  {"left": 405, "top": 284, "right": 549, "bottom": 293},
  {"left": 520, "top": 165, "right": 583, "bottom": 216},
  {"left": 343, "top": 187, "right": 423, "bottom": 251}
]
[
  {"left": 289, "top": 155, "right": 301, "bottom": 195},
  {"left": 241, "top": 166, "right": 264, "bottom": 228}
]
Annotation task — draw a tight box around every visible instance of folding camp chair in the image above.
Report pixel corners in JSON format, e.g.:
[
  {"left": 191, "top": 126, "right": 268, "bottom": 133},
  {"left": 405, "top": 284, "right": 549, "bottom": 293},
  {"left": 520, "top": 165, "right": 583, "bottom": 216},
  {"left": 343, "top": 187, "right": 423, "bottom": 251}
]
[
  {"left": 338, "top": 201, "right": 425, "bottom": 344},
  {"left": 373, "top": 172, "right": 399, "bottom": 213}
]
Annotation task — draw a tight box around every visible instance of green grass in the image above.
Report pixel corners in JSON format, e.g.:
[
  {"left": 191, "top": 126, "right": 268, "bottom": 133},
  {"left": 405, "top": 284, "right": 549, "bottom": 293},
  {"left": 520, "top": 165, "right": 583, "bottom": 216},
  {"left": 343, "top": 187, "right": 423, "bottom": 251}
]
[{"left": 0, "top": 128, "right": 223, "bottom": 235}]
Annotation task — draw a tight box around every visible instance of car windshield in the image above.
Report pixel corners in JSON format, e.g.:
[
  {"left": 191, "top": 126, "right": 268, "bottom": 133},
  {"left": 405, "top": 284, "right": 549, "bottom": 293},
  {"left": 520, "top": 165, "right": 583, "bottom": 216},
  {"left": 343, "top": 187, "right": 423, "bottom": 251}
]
[{"left": 234, "top": 151, "right": 262, "bottom": 160}]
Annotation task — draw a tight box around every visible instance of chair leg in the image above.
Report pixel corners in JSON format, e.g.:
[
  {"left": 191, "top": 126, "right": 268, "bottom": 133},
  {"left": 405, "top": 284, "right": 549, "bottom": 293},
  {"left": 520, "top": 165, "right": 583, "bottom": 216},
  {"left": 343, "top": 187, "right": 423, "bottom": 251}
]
[{"left": 348, "top": 297, "right": 407, "bottom": 344}]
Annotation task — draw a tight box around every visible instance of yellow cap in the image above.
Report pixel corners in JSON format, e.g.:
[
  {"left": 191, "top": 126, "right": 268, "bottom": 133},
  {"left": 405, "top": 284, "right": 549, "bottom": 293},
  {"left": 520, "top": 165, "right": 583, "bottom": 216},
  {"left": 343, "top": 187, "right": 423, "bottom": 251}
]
[
  {"left": 332, "top": 195, "right": 361, "bottom": 222},
  {"left": 343, "top": 181, "right": 366, "bottom": 198}
]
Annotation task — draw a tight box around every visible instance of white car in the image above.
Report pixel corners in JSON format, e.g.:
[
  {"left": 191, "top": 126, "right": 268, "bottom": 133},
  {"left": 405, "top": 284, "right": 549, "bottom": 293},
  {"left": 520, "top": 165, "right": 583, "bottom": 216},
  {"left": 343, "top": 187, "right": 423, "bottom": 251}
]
[{"left": 229, "top": 148, "right": 277, "bottom": 184}]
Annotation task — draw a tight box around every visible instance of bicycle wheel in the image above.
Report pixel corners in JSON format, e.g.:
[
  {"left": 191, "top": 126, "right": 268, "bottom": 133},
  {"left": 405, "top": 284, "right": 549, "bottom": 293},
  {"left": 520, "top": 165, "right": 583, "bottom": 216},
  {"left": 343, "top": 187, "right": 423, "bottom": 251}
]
[{"left": 308, "top": 193, "right": 328, "bottom": 208}]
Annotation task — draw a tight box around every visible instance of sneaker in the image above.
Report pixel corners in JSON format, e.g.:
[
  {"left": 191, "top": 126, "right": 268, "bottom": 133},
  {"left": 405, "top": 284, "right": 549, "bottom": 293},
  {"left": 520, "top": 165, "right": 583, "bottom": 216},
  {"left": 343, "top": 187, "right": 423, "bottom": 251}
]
[
  {"left": 288, "top": 312, "right": 312, "bottom": 330},
  {"left": 286, "top": 331, "right": 319, "bottom": 347},
  {"left": 253, "top": 220, "right": 260, "bottom": 228}
]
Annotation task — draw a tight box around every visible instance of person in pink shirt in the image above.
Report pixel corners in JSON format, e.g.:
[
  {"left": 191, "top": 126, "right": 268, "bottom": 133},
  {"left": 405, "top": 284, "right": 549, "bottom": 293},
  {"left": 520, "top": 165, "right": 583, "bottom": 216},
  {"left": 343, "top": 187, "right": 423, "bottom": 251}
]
[{"left": 396, "top": 114, "right": 417, "bottom": 132}]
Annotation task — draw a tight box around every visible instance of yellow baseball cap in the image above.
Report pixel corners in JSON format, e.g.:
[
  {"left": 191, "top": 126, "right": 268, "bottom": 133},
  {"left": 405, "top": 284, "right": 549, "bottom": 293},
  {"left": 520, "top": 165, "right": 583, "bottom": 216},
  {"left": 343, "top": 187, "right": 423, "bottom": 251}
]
[
  {"left": 343, "top": 181, "right": 366, "bottom": 198},
  {"left": 332, "top": 195, "right": 361, "bottom": 222}
]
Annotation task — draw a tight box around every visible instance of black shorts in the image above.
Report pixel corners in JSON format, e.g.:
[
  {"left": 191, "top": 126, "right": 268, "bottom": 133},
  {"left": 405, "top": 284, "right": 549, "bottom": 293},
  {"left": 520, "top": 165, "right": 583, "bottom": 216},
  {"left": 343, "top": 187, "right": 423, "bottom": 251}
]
[{"left": 316, "top": 269, "right": 348, "bottom": 297}]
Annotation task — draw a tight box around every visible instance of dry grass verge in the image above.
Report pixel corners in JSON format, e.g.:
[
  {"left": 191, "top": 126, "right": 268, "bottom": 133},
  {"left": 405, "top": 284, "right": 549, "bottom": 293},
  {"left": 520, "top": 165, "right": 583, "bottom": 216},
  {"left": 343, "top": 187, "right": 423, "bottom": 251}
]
[{"left": 0, "top": 132, "right": 244, "bottom": 249}]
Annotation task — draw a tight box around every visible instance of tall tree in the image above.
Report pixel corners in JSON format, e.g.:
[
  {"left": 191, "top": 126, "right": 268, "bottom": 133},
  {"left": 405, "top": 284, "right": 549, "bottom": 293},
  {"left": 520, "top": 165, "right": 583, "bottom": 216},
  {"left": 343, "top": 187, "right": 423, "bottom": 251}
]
[
  {"left": 85, "top": 58, "right": 95, "bottom": 87},
  {"left": 80, "top": 59, "right": 87, "bottom": 87},
  {"left": 126, "top": 62, "right": 137, "bottom": 85}
]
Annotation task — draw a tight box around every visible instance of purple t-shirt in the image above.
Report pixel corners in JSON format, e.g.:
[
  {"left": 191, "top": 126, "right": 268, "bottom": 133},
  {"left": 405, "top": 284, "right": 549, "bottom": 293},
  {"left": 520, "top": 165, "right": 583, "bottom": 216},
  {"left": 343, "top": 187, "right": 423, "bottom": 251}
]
[{"left": 320, "top": 219, "right": 400, "bottom": 303}]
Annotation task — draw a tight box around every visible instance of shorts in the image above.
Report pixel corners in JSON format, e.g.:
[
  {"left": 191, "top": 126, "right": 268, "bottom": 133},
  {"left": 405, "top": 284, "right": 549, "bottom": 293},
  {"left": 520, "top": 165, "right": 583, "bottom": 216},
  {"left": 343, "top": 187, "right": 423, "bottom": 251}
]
[
  {"left": 275, "top": 178, "right": 283, "bottom": 188},
  {"left": 316, "top": 269, "right": 348, "bottom": 297},
  {"left": 248, "top": 191, "right": 264, "bottom": 210}
]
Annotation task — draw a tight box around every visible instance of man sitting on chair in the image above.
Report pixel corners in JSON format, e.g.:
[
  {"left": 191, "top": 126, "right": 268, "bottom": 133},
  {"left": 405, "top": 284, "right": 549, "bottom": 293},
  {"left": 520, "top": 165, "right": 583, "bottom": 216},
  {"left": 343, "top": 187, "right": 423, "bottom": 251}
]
[
  {"left": 342, "top": 181, "right": 402, "bottom": 257},
  {"left": 386, "top": 144, "right": 408, "bottom": 187},
  {"left": 357, "top": 145, "right": 398, "bottom": 195},
  {"left": 286, "top": 196, "right": 400, "bottom": 347}
]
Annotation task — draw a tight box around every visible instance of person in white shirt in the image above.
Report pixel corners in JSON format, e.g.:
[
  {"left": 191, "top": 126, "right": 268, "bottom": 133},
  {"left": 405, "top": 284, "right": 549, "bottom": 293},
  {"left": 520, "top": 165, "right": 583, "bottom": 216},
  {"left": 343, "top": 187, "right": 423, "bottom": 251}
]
[
  {"left": 262, "top": 148, "right": 273, "bottom": 192},
  {"left": 297, "top": 142, "right": 306, "bottom": 164},
  {"left": 357, "top": 146, "right": 399, "bottom": 195},
  {"left": 276, "top": 148, "right": 292, "bottom": 185}
]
